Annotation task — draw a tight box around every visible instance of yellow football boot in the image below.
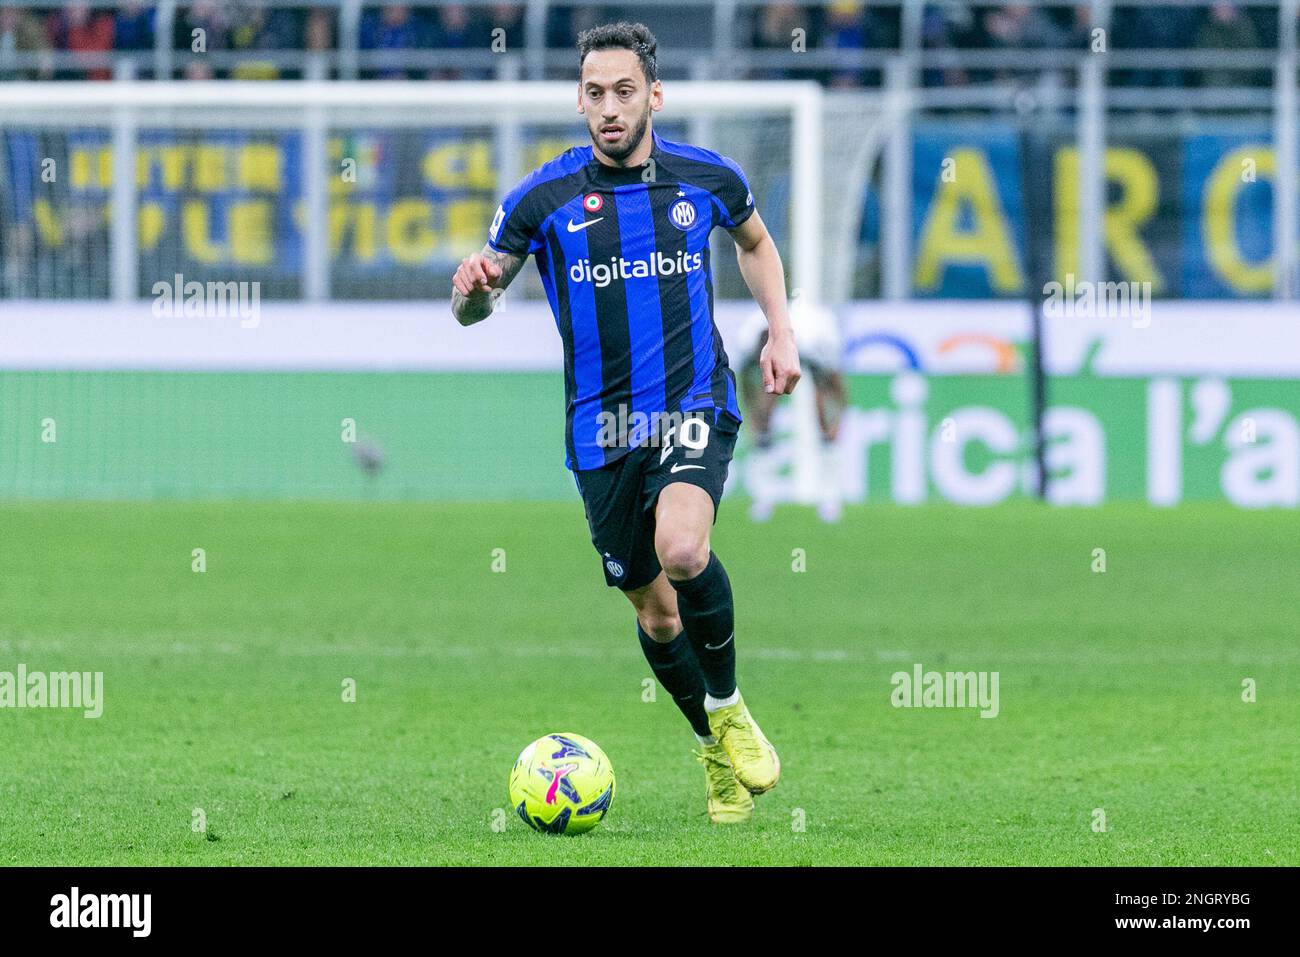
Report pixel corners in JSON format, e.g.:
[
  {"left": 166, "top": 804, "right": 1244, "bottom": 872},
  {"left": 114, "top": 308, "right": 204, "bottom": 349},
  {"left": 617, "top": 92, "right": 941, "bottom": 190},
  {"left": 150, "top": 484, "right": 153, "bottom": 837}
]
[
  {"left": 695, "top": 742, "right": 754, "bottom": 823},
  {"left": 706, "top": 694, "right": 780, "bottom": 794}
]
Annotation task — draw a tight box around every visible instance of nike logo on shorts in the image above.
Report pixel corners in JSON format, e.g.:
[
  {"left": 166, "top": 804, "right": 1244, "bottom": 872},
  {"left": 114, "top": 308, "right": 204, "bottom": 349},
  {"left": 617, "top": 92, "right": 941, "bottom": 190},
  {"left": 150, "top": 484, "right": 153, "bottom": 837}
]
[{"left": 670, "top": 464, "right": 705, "bottom": 473}]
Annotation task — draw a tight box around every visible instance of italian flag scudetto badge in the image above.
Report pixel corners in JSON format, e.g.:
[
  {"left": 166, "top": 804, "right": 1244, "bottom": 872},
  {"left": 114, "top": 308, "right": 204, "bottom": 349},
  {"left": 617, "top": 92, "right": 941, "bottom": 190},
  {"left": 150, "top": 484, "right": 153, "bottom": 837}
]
[{"left": 584, "top": 193, "right": 603, "bottom": 213}]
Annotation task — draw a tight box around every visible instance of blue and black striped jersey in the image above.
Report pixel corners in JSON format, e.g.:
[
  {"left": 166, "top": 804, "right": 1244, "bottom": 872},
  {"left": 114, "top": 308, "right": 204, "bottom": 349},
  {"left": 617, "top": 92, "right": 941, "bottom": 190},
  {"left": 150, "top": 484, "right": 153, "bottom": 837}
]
[{"left": 487, "top": 131, "right": 750, "bottom": 471}]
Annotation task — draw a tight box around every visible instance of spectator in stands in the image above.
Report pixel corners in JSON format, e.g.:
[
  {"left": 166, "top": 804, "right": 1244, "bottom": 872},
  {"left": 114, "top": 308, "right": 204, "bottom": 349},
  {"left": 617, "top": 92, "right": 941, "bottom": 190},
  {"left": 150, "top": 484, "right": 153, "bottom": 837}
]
[
  {"left": 1195, "top": 1, "right": 1266, "bottom": 88},
  {"left": 114, "top": 2, "right": 155, "bottom": 53},
  {"left": 0, "top": 7, "right": 53, "bottom": 81},
  {"left": 433, "top": 3, "right": 483, "bottom": 46},
  {"left": 230, "top": 6, "right": 302, "bottom": 79},
  {"left": 1066, "top": 3, "right": 1097, "bottom": 48},
  {"left": 921, "top": 2, "right": 972, "bottom": 88},
  {"left": 47, "top": 1, "right": 116, "bottom": 81},
  {"left": 305, "top": 7, "right": 335, "bottom": 55},
  {"left": 1241, "top": 3, "right": 1279, "bottom": 51},
  {"left": 823, "top": 1, "right": 866, "bottom": 87},
  {"left": 822, "top": 1, "right": 899, "bottom": 88},
  {"left": 487, "top": 3, "right": 525, "bottom": 54},
  {"left": 542, "top": 5, "right": 607, "bottom": 77},
  {"left": 980, "top": 3, "right": 1076, "bottom": 84},
  {"left": 546, "top": 4, "right": 604, "bottom": 51},
  {"left": 1110, "top": 4, "right": 1199, "bottom": 88},
  {"left": 983, "top": 3, "right": 1073, "bottom": 52},
  {"left": 429, "top": 3, "right": 492, "bottom": 80},
  {"left": 749, "top": 1, "right": 813, "bottom": 81},
  {"left": 184, "top": 60, "right": 216, "bottom": 80},
  {"left": 360, "top": 3, "right": 421, "bottom": 79},
  {"left": 175, "top": 1, "right": 231, "bottom": 78}
]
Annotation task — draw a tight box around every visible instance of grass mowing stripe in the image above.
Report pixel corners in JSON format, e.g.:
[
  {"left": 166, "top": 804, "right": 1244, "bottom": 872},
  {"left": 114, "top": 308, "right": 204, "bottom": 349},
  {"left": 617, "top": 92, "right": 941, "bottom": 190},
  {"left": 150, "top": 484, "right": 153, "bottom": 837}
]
[{"left": 0, "top": 500, "right": 1295, "bottom": 865}]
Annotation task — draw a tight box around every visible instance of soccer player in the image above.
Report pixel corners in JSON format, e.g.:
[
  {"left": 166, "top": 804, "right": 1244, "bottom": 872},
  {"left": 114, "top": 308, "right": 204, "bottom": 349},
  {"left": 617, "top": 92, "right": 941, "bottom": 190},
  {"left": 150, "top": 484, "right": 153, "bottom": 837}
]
[
  {"left": 735, "top": 297, "right": 848, "bottom": 522},
  {"left": 451, "top": 22, "right": 800, "bottom": 824}
]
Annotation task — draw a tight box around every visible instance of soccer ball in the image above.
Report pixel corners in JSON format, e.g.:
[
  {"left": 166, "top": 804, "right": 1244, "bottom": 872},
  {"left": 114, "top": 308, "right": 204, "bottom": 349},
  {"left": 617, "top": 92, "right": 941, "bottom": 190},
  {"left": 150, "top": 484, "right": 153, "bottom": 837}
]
[{"left": 508, "top": 732, "right": 615, "bottom": 835}]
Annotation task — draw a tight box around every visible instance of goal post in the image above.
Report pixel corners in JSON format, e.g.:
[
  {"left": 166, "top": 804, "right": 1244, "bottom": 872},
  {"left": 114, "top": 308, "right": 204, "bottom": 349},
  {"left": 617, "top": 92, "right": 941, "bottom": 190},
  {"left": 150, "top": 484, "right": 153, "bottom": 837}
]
[
  {"left": 0, "top": 79, "right": 910, "bottom": 507},
  {"left": 0, "top": 80, "right": 826, "bottom": 305}
]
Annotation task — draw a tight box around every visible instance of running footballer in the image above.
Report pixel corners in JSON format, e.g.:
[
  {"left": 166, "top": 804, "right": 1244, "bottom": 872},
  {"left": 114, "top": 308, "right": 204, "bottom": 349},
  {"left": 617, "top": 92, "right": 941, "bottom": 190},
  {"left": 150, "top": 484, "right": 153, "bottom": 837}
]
[{"left": 451, "top": 22, "right": 800, "bottom": 824}]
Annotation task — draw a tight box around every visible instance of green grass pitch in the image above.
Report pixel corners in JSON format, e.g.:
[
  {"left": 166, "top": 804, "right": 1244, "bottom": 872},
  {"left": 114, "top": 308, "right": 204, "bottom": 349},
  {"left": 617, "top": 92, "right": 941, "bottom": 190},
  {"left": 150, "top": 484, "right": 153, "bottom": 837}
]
[{"left": 0, "top": 499, "right": 1295, "bottom": 866}]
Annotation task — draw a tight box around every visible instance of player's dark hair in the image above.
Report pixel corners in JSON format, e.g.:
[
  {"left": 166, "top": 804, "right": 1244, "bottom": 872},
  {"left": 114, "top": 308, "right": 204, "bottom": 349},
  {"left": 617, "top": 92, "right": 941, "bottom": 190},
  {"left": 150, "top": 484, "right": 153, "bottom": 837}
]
[{"left": 577, "top": 22, "right": 658, "bottom": 84}]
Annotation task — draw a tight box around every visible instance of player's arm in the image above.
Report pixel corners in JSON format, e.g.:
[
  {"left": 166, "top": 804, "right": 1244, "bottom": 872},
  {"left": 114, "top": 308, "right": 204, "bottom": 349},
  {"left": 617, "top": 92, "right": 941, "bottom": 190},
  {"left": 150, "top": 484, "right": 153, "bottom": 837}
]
[
  {"left": 729, "top": 211, "right": 800, "bottom": 395},
  {"left": 451, "top": 245, "right": 526, "bottom": 326}
]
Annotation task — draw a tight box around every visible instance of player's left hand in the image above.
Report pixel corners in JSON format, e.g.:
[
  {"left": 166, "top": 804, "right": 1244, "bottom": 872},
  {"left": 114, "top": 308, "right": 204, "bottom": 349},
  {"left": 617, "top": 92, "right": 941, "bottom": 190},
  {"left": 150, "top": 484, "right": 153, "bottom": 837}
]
[{"left": 761, "top": 330, "right": 801, "bottom": 395}]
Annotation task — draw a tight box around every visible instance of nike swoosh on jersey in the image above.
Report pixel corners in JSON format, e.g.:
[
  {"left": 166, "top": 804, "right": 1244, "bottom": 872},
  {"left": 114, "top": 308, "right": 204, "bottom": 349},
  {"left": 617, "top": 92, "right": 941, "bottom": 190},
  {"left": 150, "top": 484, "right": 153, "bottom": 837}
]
[
  {"left": 566, "top": 218, "right": 603, "bottom": 232},
  {"left": 670, "top": 463, "right": 706, "bottom": 473}
]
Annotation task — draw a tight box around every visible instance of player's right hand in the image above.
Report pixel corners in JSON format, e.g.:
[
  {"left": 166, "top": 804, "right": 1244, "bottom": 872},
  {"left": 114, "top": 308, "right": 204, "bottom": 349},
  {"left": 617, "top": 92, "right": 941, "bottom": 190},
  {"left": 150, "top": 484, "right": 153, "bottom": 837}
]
[{"left": 452, "top": 253, "right": 502, "bottom": 298}]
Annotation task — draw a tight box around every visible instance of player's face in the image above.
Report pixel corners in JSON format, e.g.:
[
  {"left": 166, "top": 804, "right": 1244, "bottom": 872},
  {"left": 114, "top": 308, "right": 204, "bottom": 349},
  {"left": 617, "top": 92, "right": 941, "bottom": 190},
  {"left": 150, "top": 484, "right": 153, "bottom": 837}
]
[{"left": 578, "top": 49, "right": 662, "bottom": 164}]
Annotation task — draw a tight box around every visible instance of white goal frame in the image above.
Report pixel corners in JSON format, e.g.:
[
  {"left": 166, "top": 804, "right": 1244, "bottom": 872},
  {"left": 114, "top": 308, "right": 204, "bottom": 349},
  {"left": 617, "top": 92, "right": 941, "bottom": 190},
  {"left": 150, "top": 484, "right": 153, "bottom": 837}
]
[{"left": 0, "top": 80, "right": 824, "bottom": 305}]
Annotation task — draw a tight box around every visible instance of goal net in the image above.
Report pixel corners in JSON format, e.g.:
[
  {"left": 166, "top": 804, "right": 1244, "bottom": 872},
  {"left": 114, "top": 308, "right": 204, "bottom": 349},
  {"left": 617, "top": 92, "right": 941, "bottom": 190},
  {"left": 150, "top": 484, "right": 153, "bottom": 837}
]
[
  {"left": 0, "top": 80, "right": 892, "bottom": 501},
  {"left": 0, "top": 81, "right": 831, "bottom": 303}
]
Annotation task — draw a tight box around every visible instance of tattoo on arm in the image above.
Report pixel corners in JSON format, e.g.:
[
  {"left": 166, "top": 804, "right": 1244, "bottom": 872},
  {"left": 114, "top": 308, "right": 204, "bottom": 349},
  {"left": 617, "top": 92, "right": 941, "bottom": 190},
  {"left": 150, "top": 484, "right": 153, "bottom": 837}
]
[
  {"left": 482, "top": 246, "right": 526, "bottom": 287},
  {"left": 452, "top": 245, "right": 526, "bottom": 326}
]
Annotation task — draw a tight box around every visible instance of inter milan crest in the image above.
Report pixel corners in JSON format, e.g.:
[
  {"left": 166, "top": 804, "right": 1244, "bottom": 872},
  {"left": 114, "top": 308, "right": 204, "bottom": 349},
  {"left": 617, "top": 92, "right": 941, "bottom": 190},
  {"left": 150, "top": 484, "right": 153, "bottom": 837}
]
[{"left": 669, "top": 199, "right": 697, "bottom": 230}]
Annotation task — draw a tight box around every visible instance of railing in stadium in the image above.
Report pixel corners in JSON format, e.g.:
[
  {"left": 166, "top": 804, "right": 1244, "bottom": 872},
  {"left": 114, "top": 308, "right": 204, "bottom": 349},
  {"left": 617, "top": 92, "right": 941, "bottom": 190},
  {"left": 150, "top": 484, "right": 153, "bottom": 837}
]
[
  {"left": 1, "top": 67, "right": 1296, "bottom": 302},
  {"left": 0, "top": 1, "right": 1296, "bottom": 302},
  {"left": 0, "top": 1, "right": 1295, "bottom": 86}
]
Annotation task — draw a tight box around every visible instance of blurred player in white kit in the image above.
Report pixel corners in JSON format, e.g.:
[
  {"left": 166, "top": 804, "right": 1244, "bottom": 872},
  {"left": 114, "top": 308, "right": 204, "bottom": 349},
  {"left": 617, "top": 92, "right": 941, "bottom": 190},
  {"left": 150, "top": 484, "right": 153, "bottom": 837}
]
[{"left": 734, "top": 298, "right": 847, "bottom": 523}]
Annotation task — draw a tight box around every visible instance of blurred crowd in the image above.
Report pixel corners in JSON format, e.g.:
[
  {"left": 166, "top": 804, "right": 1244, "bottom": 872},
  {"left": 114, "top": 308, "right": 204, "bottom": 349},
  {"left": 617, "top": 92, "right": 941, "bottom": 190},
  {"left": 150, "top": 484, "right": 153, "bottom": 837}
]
[{"left": 0, "top": 2, "right": 1292, "bottom": 86}]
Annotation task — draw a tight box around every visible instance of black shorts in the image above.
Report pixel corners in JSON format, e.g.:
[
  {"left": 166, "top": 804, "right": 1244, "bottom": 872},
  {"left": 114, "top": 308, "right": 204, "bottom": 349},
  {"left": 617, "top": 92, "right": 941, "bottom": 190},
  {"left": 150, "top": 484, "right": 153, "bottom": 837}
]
[{"left": 573, "top": 411, "right": 740, "bottom": 592}]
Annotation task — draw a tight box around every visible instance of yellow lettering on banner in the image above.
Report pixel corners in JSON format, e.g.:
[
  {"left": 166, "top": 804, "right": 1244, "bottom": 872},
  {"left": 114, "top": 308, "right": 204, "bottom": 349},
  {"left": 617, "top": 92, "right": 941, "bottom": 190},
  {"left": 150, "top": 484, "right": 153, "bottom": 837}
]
[
  {"left": 423, "top": 141, "right": 495, "bottom": 190},
  {"left": 914, "top": 147, "right": 1023, "bottom": 293},
  {"left": 137, "top": 143, "right": 189, "bottom": 191},
  {"left": 96, "top": 148, "right": 112, "bottom": 189},
  {"left": 463, "top": 141, "right": 496, "bottom": 189},
  {"left": 139, "top": 202, "right": 164, "bottom": 250},
  {"left": 330, "top": 202, "right": 378, "bottom": 261},
  {"left": 182, "top": 199, "right": 225, "bottom": 263},
  {"left": 387, "top": 199, "right": 436, "bottom": 264},
  {"left": 1204, "top": 146, "right": 1274, "bottom": 294},
  {"left": 445, "top": 198, "right": 497, "bottom": 254},
  {"left": 69, "top": 147, "right": 110, "bottom": 190},
  {"left": 193, "top": 145, "right": 227, "bottom": 192},
  {"left": 69, "top": 150, "right": 89, "bottom": 189},
  {"left": 156, "top": 145, "right": 189, "bottom": 190},
  {"left": 33, "top": 199, "right": 63, "bottom": 246},
  {"left": 1104, "top": 148, "right": 1162, "bottom": 292},
  {"left": 1054, "top": 148, "right": 1080, "bottom": 280},
  {"left": 229, "top": 200, "right": 272, "bottom": 264},
  {"left": 1053, "top": 146, "right": 1163, "bottom": 291},
  {"left": 238, "top": 144, "right": 281, "bottom": 191},
  {"left": 423, "top": 145, "right": 456, "bottom": 188}
]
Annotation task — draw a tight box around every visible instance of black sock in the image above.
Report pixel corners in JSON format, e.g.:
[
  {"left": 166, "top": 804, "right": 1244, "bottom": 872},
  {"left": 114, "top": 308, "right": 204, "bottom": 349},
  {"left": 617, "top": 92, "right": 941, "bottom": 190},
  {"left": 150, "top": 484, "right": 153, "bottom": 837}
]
[
  {"left": 637, "top": 625, "right": 712, "bottom": 738},
  {"left": 668, "top": 552, "right": 737, "bottom": 699}
]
